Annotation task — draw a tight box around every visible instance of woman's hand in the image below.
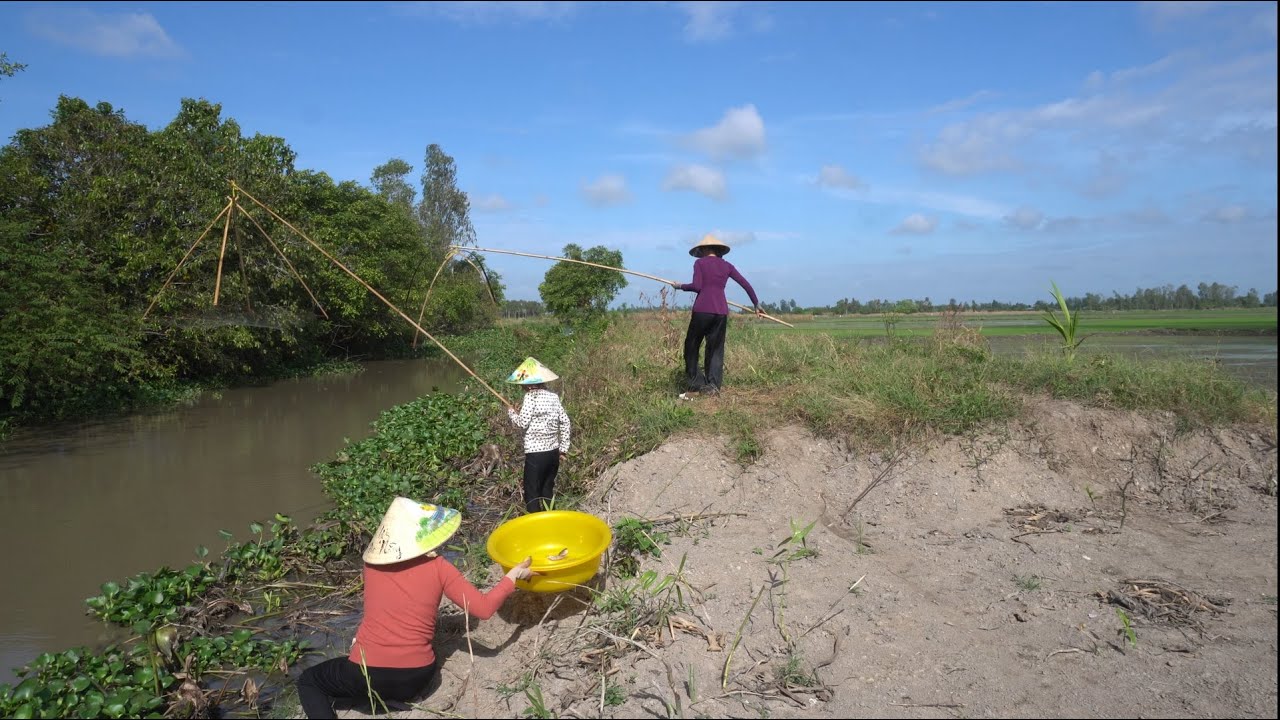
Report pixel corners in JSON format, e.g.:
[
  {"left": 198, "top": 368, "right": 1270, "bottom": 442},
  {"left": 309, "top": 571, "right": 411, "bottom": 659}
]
[
  {"left": 670, "top": 281, "right": 681, "bottom": 290},
  {"left": 754, "top": 305, "right": 765, "bottom": 319},
  {"left": 506, "top": 557, "right": 539, "bottom": 582}
]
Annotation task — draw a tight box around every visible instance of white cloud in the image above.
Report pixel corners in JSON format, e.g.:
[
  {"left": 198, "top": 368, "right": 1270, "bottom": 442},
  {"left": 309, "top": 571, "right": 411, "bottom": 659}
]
[
  {"left": 663, "top": 164, "right": 728, "bottom": 201},
  {"left": 874, "top": 187, "right": 1012, "bottom": 220},
  {"left": 919, "top": 49, "right": 1274, "bottom": 177},
  {"left": 677, "top": 2, "right": 769, "bottom": 42},
  {"left": 581, "top": 174, "right": 632, "bottom": 207},
  {"left": 816, "top": 164, "right": 865, "bottom": 189},
  {"left": 686, "top": 104, "right": 767, "bottom": 161},
  {"left": 928, "top": 90, "right": 998, "bottom": 115},
  {"left": 1005, "top": 206, "right": 1046, "bottom": 230},
  {"left": 1140, "top": 1, "right": 1220, "bottom": 26},
  {"left": 26, "top": 9, "right": 182, "bottom": 58},
  {"left": 919, "top": 115, "right": 1027, "bottom": 175},
  {"left": 709, "top": 230, "right": 757, "bottom": 248},
  {"left": 892, "top": 214, "right": 938, "bottom": 235},
  {"left": 472, "top": 193, "right": 513, "bottom": 212},
  {"left": 405, "top": 1, "right": 578, "bottom": 24},
  {"left": 1207, "top": 204, "right": 1248, "bottom": 223}
]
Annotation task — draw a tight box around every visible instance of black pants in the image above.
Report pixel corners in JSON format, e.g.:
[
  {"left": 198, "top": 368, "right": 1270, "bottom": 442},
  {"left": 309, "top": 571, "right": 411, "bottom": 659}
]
[
  {"left": 523, "top": 448, "right": 560, "bottom": 512},
  {"left": 296, "top": 657, "right": 436, "bottom": 719},
  {"left": 684, "top": 312, "right": 728, "bottom": 391}
]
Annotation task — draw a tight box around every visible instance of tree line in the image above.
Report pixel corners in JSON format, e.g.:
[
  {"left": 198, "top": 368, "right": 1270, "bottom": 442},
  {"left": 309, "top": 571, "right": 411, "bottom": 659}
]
[
  {"left": 762, "top": 282, "right": 1277, "bottom": 316},
  {"left": 1, "top": 95, "right": 498, "bottom": 424}
]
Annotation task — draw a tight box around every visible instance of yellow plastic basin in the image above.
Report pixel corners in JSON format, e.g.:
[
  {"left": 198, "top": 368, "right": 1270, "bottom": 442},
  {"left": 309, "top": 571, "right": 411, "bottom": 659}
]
[{"left": 486, "top": 511, "right": 613, "bottom": 593}]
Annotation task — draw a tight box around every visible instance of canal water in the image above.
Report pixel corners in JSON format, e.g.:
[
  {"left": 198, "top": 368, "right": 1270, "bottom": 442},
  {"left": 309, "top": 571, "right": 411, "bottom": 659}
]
[{"left": 0, "top": 358, "right": 467, "bottom": 682}]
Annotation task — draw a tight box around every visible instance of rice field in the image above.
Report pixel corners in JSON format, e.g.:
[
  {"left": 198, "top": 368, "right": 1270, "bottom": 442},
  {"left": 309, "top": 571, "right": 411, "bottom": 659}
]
[{"left": 752, "top": 308, "right": 1277, "bottom": 337}]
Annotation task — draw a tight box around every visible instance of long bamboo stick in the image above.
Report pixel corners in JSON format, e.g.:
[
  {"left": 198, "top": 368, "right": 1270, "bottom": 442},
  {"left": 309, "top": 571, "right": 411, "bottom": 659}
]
[
  {"left": 213, "top": 196, "right": 235, "bottom": 306},
  {"left": 458, "top": 255, "right": 499, "bottom": 307},
  {"left": 143, "top": 199, "right": 234, "bottom": 318},
  {"left": 411, "top": 251, "right": 500, "bottom": 348},
  {"left": 232, "top": 222, "right": 253, "bottom": 313},
  {"left": 412, "top": 248, "right": 457, "bottom": 350},
  {"left": 234, "top": 184, "right": 515, "bottom": 410},
  {"left": 235, "top": 202, "right": 330, "bottom": 319},
  {"left": 453, "top": 245, "right": 794, "bottom": 328}
]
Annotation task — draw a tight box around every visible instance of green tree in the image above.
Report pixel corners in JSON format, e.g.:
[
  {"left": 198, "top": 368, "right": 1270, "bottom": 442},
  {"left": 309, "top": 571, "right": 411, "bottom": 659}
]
[
  {"left": 417, "top": 144, "right": 474, "bottom": 252},
  {"left": 371, "top": 158, "right": 416, "bottom": 214},
  {"left": 1, "top": 51, "right": 25, "bottom": 97},
  {"left": 538, "top": 244, "right": 627, "bottom": 325},
  {"left": 1, "top": 94, "right": 478, "bottom": 422}
]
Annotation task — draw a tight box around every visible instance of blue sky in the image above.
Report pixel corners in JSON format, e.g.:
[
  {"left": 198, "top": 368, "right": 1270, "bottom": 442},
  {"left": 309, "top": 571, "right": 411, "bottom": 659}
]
[{"left": 2, "top": 1, "right": 1276, "bottom": 308}]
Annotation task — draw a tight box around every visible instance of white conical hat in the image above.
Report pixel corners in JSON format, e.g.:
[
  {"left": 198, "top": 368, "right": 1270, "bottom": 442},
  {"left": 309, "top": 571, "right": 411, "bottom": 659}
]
[
  {"left": 505, "top": 357, "right": 560, "bottom": 385},
  {"left": 689, "top": 233, "right": 730, "bottom": 257},
  {"left": 362, "top": 497, "right": 462, "bottom": 565}
]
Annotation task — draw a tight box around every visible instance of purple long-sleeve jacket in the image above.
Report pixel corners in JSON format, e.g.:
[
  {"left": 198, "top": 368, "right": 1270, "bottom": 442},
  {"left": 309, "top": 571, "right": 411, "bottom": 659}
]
[{"left": 676, "top": 256, "right": 759, "bottom": 315}]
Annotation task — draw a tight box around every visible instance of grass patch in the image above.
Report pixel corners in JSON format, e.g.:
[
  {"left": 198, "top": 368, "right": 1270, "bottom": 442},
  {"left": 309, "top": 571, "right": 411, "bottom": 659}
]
[
  {"left": 993, "top": 350, "right": 1273, "bottom": 428},
  {"left": 755, "top": 308, "right": 1278, "bottom": 338},
  {"left": 1014, "top": 574, "right": 1043, "bottom": 591},
  {"left": 544, "top": 313, "right": 1274, "bottom": 453}
]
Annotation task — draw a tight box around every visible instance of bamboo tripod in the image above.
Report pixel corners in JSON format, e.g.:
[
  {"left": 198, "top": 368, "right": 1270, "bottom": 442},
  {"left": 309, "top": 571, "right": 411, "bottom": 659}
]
[
  {"left": 410, "top": 248, "right": 499, "bottom": 350},
  {"left": 142, "top": 182, "right": 515, "bottom": 410},
  {"left": 451, "top": 245, "right": 795, "bottom": 328}
]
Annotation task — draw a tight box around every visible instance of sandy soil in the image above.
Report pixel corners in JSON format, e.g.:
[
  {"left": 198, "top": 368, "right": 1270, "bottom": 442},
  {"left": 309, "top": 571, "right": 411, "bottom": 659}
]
[{"left": 327, "top": 397, "right": 1277, "bottom": 719}]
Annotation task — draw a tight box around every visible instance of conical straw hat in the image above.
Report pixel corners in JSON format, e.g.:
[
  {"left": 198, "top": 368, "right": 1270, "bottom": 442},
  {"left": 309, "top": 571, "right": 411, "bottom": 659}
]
[
  {"left": 505, "top": 357, "right": 560, "bottom": 385},
  {"left": 363, "top": 497, "right": 462, "bottom": 565},
  {"left": 689, "top": 233, "right": 730, "bottom": 257}
]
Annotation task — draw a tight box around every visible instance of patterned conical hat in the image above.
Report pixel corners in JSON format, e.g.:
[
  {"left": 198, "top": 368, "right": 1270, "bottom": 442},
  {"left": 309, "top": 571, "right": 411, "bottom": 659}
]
[
  {"left": 689, "top": 233, "right": 730, "bottom": 257},
  {"left": 505, "top": 357, "right": 560, "bottom": 385},
  {"left": 363, "top": 497, "right": 462, "bottom": 565}
]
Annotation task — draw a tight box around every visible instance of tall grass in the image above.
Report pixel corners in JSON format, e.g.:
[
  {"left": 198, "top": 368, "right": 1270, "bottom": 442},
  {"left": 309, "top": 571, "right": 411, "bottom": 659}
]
[
  {"left": 1041, "top": 280, "right": 1084, "bottom": 361},
  {"left": 427, "top": 310, "right": 1271, "bottom": 509},
  {"left": 539, "top": 312, "right": 1273, "bottom": 457}
]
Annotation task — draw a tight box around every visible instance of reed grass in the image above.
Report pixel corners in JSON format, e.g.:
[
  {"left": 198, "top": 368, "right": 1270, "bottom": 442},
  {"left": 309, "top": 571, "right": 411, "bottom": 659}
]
[{"left": 536, "top": 312, "right": 1275, "bottom": 459}]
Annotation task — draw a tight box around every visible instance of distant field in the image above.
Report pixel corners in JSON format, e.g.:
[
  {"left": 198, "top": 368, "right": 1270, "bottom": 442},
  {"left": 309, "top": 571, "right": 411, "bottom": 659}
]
[{"left": 752, "top": 308, "right": 1278, "bottom": 337}]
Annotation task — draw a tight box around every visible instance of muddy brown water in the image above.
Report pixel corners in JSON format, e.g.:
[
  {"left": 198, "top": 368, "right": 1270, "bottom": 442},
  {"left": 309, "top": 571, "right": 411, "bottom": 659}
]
[{"left": 0, "top": 358, "right": 468, "bottom": 683}]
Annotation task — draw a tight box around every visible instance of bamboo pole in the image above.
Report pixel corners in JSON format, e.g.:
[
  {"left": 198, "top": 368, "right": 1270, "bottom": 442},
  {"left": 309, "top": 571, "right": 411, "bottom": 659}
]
[
  {"left": 411, "top": 250, "right": 500, "bottom": 348},
  {"left": 143, "top": 199, "right": 234, "bottom": 319},
  {"left": 412, "top": 248, "right": 457, "bottom": 350},
  {"left": 453, "top": 245, "right": 795, "bottom": 328},
  {"left": 232, "top": 222, "right": 253, "bottom": 313},
  {"left": 458, "top": 255, "right": 499, "bottom": 307},
  {"left": 234, "top": 183, "right": 515, "bottom": 410},
  {"left": 212, "top": 195, "right": 235, "bottom": 306},
  {"left": 235, "top": 202, "right": 330, "bottom": 319}
]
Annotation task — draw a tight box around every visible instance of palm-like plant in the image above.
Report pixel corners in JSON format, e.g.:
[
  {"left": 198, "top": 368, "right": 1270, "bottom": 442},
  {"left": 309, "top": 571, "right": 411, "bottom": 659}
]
[{"left": 1042, "top": 280, "right": 1084, "bottom": 362}]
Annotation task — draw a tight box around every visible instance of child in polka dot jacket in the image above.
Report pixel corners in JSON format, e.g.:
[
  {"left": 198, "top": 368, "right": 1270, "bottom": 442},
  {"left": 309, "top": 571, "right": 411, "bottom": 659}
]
[{"left": 504, "top": 358, "right": 571, "bottom": 513}]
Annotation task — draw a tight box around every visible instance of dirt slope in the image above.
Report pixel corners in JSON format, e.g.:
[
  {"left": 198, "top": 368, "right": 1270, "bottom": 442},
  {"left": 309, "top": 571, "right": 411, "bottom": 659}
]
[{"left": 331, "top": 397, "right": 1277, "bottom": 719}]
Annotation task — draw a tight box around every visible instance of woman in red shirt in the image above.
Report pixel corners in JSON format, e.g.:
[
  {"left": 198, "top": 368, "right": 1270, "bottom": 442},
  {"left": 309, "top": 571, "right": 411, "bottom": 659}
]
[
  {"left": 671, "top": 234, "right": 763, "bottom": 397},
  {"left": 296, "top": 497, "right": 534, "bottom": 718}
]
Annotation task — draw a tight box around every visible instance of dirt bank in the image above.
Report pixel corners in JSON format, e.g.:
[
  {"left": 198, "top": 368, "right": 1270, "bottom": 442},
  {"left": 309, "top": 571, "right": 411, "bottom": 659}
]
[{"left": 330, "top": 397, "right": 1277, "bottom": 719}]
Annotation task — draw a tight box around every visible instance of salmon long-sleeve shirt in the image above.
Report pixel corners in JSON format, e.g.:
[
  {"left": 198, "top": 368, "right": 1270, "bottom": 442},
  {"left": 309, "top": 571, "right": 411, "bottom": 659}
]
[{"left": 349, "top": 555, "right": 514, "bottom": 668}]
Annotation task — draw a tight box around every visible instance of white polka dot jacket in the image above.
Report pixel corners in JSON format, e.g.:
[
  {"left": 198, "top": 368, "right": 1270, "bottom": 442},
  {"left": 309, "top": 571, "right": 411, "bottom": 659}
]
[{"left": 507, "top": 388, "right": 571, "bottom": 454}]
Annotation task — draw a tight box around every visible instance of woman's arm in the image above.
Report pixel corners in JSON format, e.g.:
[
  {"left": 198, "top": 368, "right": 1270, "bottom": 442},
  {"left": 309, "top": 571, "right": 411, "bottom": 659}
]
[
  {"left": 508, "top": 396, "right": 531, "bottom": 429},
  {"left": 676, "top": 260, "right": 704, "bottom": 293},
  {"left": 557, "top": 399, "right": 571, "bottom": 454},
  {"left": 439, "top": 558, "right": 515, "bottom": 620},
  {"left": 728, "top": 265, "right": 759, "bottom": 307}
]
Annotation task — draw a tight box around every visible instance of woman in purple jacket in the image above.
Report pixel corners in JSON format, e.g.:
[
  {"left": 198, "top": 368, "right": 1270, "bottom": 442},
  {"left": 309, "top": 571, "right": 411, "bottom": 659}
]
[{"left": 670, "top": 234, "right": 762, "bottom": 397}]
